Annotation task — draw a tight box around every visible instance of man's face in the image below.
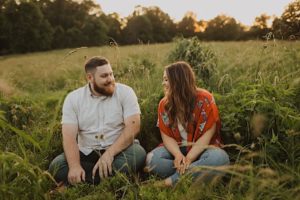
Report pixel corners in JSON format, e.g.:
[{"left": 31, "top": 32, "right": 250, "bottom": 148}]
[{"left": 88, "top": 64, "right": 115, "bottom": 96}]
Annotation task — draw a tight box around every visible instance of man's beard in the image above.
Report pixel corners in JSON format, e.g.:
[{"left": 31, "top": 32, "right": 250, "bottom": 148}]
[{"left": 93, "top": 81, "right": 115, "bottom": 96}]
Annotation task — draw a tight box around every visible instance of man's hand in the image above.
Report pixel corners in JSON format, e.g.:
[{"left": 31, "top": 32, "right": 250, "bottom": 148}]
[
  {"left": 92, "top": 151, "right": 114, "bottom": 179},
  {"left": 68, "top": 165, "right": 85, "bottom": 185},
  {"left": 62, "top": 124, "right": 83, "bottom": 185}
]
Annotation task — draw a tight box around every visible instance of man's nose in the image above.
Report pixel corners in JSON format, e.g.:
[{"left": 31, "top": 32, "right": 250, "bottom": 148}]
[{"left": 107, "top": 75, "right": 114, "bottom": 82}]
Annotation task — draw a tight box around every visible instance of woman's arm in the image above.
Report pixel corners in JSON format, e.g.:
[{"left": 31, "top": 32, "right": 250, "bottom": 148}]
[
  {"left": 185, "top": 123, "right": 216, "bottom": 166},
  {"left": 161, "top": 132, "right": 182, "bottom": 157},
  {"left": 161, "top": 132, "right": 186, "bottom": 173}
]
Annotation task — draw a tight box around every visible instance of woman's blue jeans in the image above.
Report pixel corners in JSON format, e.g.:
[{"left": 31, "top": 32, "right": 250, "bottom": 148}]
[{"left": 146, "top": 146, "right": 230, "bottom": 185}]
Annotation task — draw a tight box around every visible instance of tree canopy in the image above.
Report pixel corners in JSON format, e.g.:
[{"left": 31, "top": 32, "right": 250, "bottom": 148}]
[{"left": 0, "top": 0, "right": 299, "bottom": 54}]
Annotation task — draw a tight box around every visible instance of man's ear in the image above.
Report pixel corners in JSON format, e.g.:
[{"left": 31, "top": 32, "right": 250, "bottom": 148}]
[{"left": 86, "top": 73, "right": 93, "bottom": 83}]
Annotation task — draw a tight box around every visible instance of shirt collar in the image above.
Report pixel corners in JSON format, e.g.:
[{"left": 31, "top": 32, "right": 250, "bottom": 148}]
[{"left": 87, "top": 83, "right": 108, "bottom": 100}]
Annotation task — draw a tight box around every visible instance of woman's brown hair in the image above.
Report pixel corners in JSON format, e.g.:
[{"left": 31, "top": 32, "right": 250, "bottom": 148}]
[{"left": 164, "top": 61, "right": 197, "bottom": 128}]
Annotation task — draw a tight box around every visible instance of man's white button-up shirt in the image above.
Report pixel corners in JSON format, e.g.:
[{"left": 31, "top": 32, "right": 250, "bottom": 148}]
[{"left": 61, "top": 83, "right": 141, "bottom": 155}]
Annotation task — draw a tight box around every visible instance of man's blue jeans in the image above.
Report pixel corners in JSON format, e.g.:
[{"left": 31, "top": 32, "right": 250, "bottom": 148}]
[
  {"left": 49, "top": 143, "right": 146, "bottom": 185},
  {"left": 146, "top": 146, "right": 230, "bottom": 185}
]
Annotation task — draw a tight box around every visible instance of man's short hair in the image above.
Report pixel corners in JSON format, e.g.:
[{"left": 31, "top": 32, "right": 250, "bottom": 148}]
[{"left": 85, "top": 56, "right": 109, "bottom": 73}]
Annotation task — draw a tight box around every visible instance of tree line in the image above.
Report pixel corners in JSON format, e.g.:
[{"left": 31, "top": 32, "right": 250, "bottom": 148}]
[{"left": 0, "top": 0, "right": 299, "bottom": 54}]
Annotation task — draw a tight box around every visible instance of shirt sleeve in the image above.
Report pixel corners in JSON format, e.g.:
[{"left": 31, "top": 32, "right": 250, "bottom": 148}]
[
  {"left": 121, "top": 86, "right": 141, "bottom": 119},
  {"left": 61, "top": 93, "right": 78, "bottom": 125}
]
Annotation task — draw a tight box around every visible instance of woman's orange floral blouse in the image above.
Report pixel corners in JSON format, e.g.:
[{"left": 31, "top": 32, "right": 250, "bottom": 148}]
[{"left": 157, "top": 89, "right": 222, "bottom": 151}]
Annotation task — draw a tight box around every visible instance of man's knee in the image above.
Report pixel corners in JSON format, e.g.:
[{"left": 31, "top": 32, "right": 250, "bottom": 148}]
[
  {"left": 114, "top": 143, "right": 146, "bottom": 172},
  {"left": 128, "top": 143, "right": 146, "bottom": 166},
  {"left": 49, "top": 154, "right": 66, "bottom": 171},
  {"left": 48, "top": 153, "right": 69, "bottom": 182},
  {"left": 133, "top": 143, "right": 146, "bottom": 160}
]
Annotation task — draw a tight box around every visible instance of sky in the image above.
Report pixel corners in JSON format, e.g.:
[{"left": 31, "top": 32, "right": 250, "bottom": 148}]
[{"left": 96, "top": 0, "right": 293, "bottom": 26}]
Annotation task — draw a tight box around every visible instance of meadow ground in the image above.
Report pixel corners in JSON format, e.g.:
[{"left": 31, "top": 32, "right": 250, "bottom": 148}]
[{"left": 0, "top": 39, "right": 299, "bottom": 199}]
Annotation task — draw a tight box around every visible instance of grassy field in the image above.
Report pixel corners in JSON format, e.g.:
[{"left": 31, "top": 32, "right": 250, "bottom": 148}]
[{"left": 0, "top": 39, "right": 299, "bottom": 199}]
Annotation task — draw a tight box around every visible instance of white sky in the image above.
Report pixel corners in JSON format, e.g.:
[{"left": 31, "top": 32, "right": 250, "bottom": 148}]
[{"left": 96, "top": 0, "right": 293, "bottom": 26}]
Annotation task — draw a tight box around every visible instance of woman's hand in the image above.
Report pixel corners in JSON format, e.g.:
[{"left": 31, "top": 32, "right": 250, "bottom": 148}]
[
  {"left": 182, "top": 156, "right": 193, "bottom": 174},
  {"left": 174, "top": 153, "right": 186, "bottom": 175}
]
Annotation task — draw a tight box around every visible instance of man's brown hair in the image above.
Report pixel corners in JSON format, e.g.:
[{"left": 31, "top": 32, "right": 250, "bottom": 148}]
[{"left": 85, "top": 56, "right": 109, "bottom": 73}]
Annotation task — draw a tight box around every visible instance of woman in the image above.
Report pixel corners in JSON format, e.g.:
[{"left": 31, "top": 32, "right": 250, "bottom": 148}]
[{"left": 145, "top": 61, "right": 229, "bottom": 186}]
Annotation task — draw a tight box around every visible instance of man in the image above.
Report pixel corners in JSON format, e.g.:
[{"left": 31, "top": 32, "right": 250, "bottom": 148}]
[{"left": 49, "top": 56, "right": 146, "bottom": 185}]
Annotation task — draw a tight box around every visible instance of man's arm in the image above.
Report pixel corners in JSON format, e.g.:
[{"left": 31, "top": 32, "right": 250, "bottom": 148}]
[
  {"left": 107, "top": 113, "right": 140, "bottom": 156},
  {"left": 62, "top": 124, "right": 85, "bottom": 184},
  {"left": 92, "top": 114, "right": 140, "bottom": 178}
]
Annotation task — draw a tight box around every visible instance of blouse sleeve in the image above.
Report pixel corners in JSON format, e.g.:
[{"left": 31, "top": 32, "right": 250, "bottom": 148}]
[
  {"left": 197, "top": 94, "right": 221, "bottom": 138},
  {"left": 157, "top": 99, "right": 174, "bottom": 137},
  {"left": 207, "top": 96, "right": 220, "bottom": 130}
]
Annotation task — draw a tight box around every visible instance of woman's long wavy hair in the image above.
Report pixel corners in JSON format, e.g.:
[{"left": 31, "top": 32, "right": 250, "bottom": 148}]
[{"left": 164, "top": 61, "right": 197, "bottom": 128}]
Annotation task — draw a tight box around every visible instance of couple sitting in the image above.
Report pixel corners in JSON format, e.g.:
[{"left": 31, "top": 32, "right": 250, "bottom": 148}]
[{"left": 49, "top": 56, "right": 229, "bottom": 187}]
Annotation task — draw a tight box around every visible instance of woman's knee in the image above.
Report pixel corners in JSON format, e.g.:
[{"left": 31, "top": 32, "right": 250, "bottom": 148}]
[
  {"left": 145, "top": 146, "right": 168, "bottom": 167},
  {"left": 145, "top": 151, "right": 154, "bottom": 168},
  {"left": 205, "top": 148, "right": 230, "bottom": 166},
  {"left": 145, "top": 151, "right": 172, "bottom": 177}
]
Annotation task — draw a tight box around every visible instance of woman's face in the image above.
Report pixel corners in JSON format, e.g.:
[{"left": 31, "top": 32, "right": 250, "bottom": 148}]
[{"left": 162, "top": 70, "right": 170, "bottom": 93}]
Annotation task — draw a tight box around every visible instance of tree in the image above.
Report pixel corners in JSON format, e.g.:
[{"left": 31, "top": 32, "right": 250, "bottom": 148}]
[
  {"left": 100, "top": 13, "right": 122, "bottom": 44},
  {"left": 143, "top": 6, "right": 176, "bottom": 42},
  {"left": 38, "top": 0, "right": 108, "bottom": 48},
  {"left": 0, "top": 4, "right": 9, "bottom": 53},
  {"left": 122, "top": 7, "right": 154, "bottom": 44},
  {"left": 272, "top": 0, "right": 300, "bottom": 39},
  {"left": 203, "top": 15, "right": 244, "bottom": 41},
  {"left": 122, "top": 15, "right": 153, "bottom": 44},
  {"left": 39, "top": 0, "right": 101, "bottom": 30},
  {"left": 248, "top": 14, "right": 272, "bottom": 39},
  {"left": 0, "top": 0, "right": 113, "bottom": 53},
  {"left": 121, "top": 6, "right": 176, "bottom": 44},
  {"left": 177, "top": 12, "right": 198, "bottom": 38},
  {"left": 82, "top": 16, "right": 108, "bottom": 46},
  {"left": 52, "top": 26, "right": 66, "bottom": 49},
  {"left": 2, "top": 0, "right": 53, "bottom": 53}
]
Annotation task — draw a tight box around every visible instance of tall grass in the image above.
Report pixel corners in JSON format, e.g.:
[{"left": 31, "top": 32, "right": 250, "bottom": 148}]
[{"left": 0, "top": 40, "right": 299, "bottom": 199}]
